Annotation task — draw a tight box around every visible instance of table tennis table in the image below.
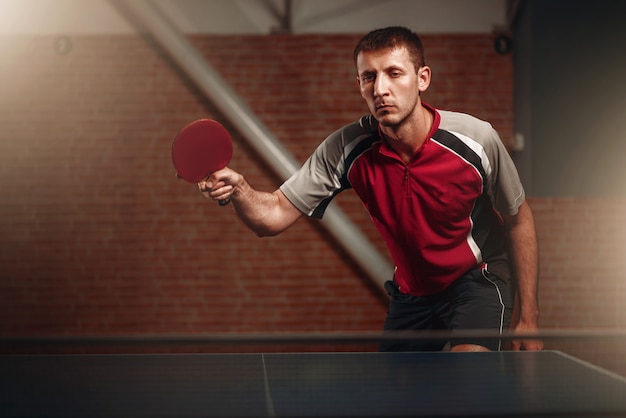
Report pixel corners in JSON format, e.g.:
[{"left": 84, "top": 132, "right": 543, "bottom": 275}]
[{"left": 2, "top": 350, "right": 626, "bottom": 417}]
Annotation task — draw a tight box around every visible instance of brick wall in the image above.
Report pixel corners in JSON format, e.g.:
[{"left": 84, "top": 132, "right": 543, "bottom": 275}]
[
  {"left": 0, "top": 34, "right": 624, "bottom": 366},
  {"left": 530, "top": 197, "right": 626, "bottom": 374}
]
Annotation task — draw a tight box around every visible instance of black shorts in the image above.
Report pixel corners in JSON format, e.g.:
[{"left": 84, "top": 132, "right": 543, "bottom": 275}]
[{"left": 380, "top": 267, "right": 514, "bottom": 352}]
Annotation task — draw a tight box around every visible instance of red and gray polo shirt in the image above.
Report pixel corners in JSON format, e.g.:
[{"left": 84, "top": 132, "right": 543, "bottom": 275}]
[{"left": 280, "top": 106, "right": 525, "bottom": 296}]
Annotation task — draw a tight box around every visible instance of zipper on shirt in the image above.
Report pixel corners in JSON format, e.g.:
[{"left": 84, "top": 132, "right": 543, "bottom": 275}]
[{"left": 404, "top": 163, "right": 410, "bottom": 198}]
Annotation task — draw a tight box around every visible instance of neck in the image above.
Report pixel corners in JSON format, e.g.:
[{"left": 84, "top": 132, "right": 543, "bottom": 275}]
[{"left": 381, "top": 104, "right": 433, "bottom": 163}]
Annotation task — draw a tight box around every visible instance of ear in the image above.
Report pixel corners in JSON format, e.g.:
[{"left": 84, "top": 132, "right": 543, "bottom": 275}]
[{"left": 417, "top": 66, "right": 431, "bottom": 93}]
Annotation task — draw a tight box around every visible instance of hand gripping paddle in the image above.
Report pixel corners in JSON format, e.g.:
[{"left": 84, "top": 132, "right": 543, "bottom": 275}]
[{"left": 171, "top": 119, "right": 233, "bottom": 206}]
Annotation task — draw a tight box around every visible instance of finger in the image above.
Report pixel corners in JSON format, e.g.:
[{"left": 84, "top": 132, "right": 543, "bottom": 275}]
[
  {"left": 209, "top": 184, "right": 234, "bottom": 201},
  {"left": 198, "top": 178, "right": 215, "bottom": 191},
  {"left": 204, "top": 178, "right": 227, "bottom": 192},
  {"left": 515, "top": 339, "right": 544, "bottom": 351}
]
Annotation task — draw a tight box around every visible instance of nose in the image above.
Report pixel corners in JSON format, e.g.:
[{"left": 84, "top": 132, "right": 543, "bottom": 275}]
[{"left": 373, "top": 74, "right": 389, "bottom": 97}]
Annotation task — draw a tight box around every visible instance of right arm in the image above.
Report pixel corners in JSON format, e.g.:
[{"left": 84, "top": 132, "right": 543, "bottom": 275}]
[
  {"left": 199, "top": 121, "right": 359, "bottom": 235},
  {"left": 198, "top": 167, "right": 303, "bottom": 237}
]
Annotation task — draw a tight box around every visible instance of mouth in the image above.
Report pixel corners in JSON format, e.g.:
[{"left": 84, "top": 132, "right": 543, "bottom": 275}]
[{"left": 375, "top": 103, "right": 393, "bottom": 112}]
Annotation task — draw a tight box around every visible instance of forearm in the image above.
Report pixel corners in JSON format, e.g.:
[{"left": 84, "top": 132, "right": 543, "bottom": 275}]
[
  {"left": 230, "top": 179, "right": 293, "bottom": 237},
  {"left": 506, "top": 202, "right": 540, "bottom": 326},
  {"left": 198, "top": 168, "right": 303, "bottom": 237}
]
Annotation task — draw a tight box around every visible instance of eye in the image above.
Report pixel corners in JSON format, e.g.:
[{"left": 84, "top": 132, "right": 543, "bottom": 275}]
[{"left": 360, "top": 73, "right": 375, "bottom": 83}]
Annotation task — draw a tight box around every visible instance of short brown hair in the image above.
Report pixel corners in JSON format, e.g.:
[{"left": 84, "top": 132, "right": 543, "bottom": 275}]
[{"left": 353, "top": 26, "right": 426, "bottom": 72}]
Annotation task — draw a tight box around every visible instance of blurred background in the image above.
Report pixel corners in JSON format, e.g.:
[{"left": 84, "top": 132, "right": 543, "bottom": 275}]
[{"left": 0, "top": 0, "right": 624, "bottom": 374}]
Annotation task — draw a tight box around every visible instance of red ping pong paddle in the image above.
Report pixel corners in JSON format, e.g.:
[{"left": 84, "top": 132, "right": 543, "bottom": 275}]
[{"left": 172, "top": 119, "right": 233, "bottom": 206}]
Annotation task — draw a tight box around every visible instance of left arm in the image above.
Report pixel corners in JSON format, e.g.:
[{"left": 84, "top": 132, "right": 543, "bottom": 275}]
[{"left": 501, "top": 200, "right": 544, "bottom": 350}]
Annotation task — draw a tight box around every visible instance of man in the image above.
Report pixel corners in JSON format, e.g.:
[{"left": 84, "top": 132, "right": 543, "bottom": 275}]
[{"left": 198, "top": 26, "right": 542, "bottom": 352}]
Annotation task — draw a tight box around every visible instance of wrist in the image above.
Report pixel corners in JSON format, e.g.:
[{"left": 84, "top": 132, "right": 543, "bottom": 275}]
[
  {"left": 230, "top": 175, "right": 248, "bottom": 199},
  {"left": 517, "top": 309, "right": 540, "bottom": 327}
]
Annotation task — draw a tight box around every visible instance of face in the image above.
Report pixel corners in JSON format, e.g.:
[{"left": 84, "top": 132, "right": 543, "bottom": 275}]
[{"left": 356, "top": 46, "right": 430, "bottom": 128}]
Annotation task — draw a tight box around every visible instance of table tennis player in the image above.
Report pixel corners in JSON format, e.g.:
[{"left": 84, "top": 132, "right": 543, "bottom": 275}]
[{"left": 198, "top": 26, "right": 543, "bottom": 352}]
